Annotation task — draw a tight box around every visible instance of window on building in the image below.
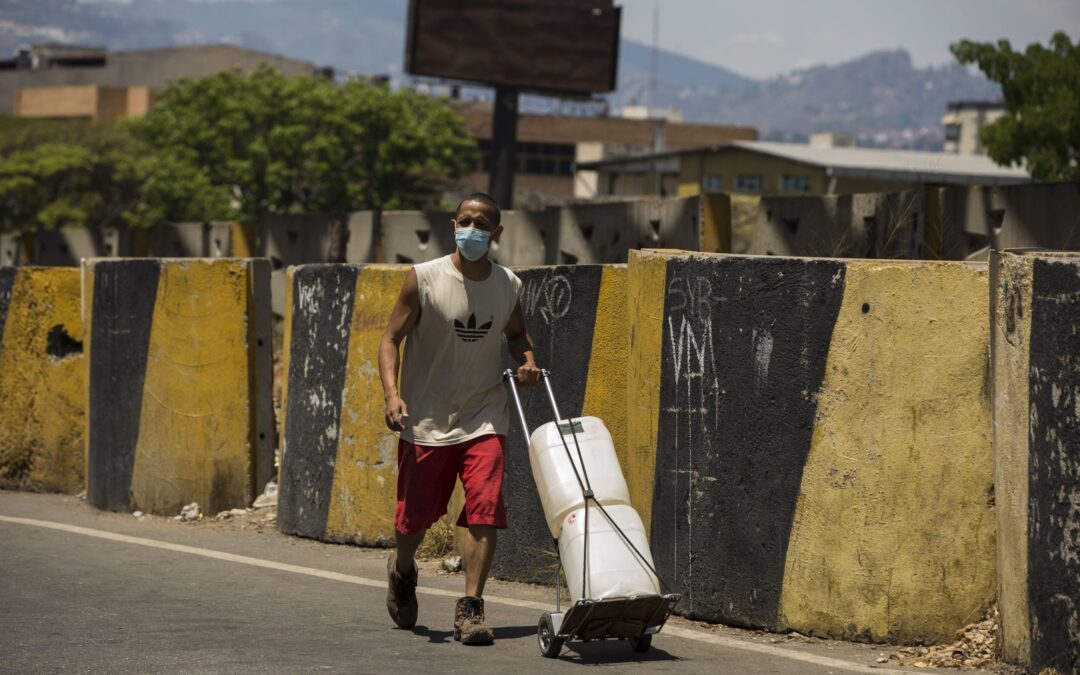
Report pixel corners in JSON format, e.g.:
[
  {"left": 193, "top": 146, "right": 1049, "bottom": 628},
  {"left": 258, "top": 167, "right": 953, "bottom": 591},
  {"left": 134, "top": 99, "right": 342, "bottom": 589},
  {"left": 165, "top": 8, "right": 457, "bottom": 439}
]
[
  {"left": 735, "top": 174, "right": 764, "bottom": 193},
  {"left": 780, "top": 174, "right": 811, "bottom": 193},
  {"left": 476, "top": 140, "right": 575, "bottom": 176},
  {"left": 944, "top": 123, "right": 961, "bottom": 143},
  {"left": 702, "top": 174, "right": 724, "bottom": 193}
]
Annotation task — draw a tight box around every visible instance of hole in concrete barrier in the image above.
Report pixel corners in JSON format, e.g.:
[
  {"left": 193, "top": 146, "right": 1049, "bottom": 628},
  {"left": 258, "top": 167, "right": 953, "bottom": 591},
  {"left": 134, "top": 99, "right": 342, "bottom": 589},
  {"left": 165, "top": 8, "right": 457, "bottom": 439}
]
[
  {"left": 46, "top": 325, "right": 83, "bottom": 362},
  {"left": 269, "top": 256, "right": 284, "bottom": 270},
  {"left": 862, "top": 303, "right": 871, "bottom": 314},
  {"left": 781, "top": 217, "right": 800, "bottom": 234},
  {"left": 987, "top": 208, "right": 1006, "bottom": 235},
  {"left": 259, "top": 432, "right": 266, "bottom": 440},
  {"left": 287, "top": 229, "right": 300, "bottom": 244},
  {"left": 415, "top": 230, "right": 431, "bottom": 246},
  {"left": 560, "top": 251, "right": 578, "bottom": 265},
  {"left": 579, "top": 223, "right": 594, "bottom": 242},
  {"left": 257, "top": 338, "right": 264, "bottom": 347},
  {"left": 649, "top": 219, "right": 661, "bottom": 241},
  {"left": 396, "top": 254, "right": 414, "bottom": 264}
]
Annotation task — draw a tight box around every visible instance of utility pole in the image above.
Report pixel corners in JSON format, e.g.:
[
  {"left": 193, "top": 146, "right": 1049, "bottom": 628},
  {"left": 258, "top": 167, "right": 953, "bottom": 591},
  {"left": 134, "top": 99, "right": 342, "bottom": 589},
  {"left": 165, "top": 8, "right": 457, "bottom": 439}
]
[{"left": 489, "top": 86, "right": 519, "bottom": 209}]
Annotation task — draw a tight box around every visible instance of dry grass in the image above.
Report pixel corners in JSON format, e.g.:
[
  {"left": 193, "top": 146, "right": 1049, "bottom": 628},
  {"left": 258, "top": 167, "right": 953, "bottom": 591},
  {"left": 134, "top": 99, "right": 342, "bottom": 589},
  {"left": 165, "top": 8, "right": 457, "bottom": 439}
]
[{"left": 415, "top": 515, "right": 457, "bottom": 560}]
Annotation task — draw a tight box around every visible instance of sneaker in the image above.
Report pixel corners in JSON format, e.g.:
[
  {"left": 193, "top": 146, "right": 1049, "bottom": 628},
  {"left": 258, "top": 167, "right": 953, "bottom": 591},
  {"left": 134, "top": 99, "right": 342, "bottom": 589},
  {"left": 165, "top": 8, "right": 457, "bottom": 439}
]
[
  {"left": 454, "top": 596, "right": 494, "bottom": 645},
  {"left": 386, "top": 553, "right": 418, "bottom": 628}
]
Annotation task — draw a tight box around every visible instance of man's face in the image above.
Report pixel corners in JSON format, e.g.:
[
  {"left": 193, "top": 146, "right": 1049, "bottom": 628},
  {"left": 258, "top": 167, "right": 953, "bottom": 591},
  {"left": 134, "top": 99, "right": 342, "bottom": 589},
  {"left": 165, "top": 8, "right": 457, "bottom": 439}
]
[{"left": 452, "top": 201, "right": 502, "bottom": 243}]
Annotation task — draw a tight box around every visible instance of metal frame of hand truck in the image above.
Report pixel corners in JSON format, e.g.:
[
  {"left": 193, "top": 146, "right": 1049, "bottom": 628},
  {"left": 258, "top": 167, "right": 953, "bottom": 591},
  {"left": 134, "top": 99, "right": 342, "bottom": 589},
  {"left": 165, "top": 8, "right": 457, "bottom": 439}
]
[{"left": 504, "top": 369, "right": 681, "bottom": 658}]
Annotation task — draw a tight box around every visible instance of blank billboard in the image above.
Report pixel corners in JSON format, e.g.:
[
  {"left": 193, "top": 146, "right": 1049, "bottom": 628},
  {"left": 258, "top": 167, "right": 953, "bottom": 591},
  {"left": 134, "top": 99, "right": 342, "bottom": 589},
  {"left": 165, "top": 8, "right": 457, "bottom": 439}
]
[{"left": 405, "top": 0, "right": 621, "bottom": 96}]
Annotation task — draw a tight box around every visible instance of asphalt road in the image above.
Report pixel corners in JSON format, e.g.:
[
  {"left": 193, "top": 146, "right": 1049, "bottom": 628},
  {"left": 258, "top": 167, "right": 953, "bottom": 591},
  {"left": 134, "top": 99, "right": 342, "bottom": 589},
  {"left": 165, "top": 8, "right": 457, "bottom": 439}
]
[{"left": 1, "top": 490, "right": 931, "bottom": 674}]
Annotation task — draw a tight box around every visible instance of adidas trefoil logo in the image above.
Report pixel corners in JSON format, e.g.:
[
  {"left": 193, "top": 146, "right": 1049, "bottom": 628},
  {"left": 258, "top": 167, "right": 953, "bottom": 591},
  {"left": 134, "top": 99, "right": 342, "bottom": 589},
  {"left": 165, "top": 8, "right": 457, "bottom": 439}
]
[{"left": 454, "top": 313, "right": 493, "bottom": 343}]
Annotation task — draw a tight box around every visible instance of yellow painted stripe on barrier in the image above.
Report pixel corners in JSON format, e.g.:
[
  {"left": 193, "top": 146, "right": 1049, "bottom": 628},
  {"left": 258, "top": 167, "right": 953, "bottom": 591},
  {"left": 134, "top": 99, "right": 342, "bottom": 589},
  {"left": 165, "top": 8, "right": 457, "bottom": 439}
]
[
  {"left": 699, "top": 193, "right": 732, "bottom": 254},
  {"left": 778, "top": 262, "right": 995, "bottom": 643},
  {"left": 129, "top": 260, "right": 253, "bottom": 514},
  {"left": 230, "top": 222, "right": 253, "bottom": 258},
  {"left": 991, "top": 252, "right": 1033, "bottom": 663},
  {"left": 581, "top": 265, "right": 631, "bottom": 476},
  {"left": 0, "top": 269, "right": 85, "bottom": 493},
  {"left": 279, "top": 266, "right": 295, "bottom": 477},
  {"left": 324, "top": 265, "right": 409, "bottom": 544},
  {"left": 626, "top": 250, "right": 670, "bottom": 531}
]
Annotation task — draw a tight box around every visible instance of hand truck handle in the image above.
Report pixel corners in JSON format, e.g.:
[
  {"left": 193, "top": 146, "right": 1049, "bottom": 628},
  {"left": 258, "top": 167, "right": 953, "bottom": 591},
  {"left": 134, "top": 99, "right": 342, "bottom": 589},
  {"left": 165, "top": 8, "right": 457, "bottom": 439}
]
[{"left": 502, "top": 368, "right": 564, "bottom": 446}]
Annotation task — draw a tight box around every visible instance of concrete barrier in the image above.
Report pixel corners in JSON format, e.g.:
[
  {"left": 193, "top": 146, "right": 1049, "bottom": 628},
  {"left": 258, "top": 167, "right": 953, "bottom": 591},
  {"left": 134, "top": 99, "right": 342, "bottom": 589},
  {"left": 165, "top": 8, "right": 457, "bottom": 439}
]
[
  {"left": 278, "top": 264, "right": 408, "bottom": 545},
  {"left": 628, "top": 250, "right": 995, "bottom": 644},
  {"left": 257, "top": 212, "right": 377, "bottom": 315},
  {"left": 83, "top": 258, "right": 274, "bottom": 515},
  {"left": 277, "top": 262, "right": 629, "bottom": 574},
  {"left": 752, "top": 190, "right": 927, "bottom": 259},
  {"left": 133, "top": 222, "right": 236, "bottom": 259},
  {"left": 0, "top": 233, "right": 32, "bottom": 266},
  {"left": 34, "top": 227, "right": 130, "bottom": 265},
  {"left": 493, "top": 264, "right": 628, "bottom": 583},
  {"left": 549, "top": 194, "right": 729, "bottom": 265},
  {"left": 0, "top": 267, "right": 85, "bottom": 492},
  {"left": 991, "top": 250, "right": 1080, "bottom": 672},
  {"left": 946, "top": 182, "right": 1080, "bottom": 254}
]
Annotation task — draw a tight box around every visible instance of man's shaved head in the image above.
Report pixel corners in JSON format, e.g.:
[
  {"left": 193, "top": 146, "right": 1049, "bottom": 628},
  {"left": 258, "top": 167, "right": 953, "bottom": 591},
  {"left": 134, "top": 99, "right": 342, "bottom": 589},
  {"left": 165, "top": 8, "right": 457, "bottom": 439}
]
[{"left": 456, "top": 192, "right": 501, "bottom": 227}]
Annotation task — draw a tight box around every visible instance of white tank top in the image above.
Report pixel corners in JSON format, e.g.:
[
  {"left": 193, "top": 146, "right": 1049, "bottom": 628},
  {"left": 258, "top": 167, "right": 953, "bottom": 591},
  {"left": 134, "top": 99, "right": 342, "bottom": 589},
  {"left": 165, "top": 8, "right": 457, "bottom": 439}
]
[{"left": 399, "top": 255, "right": 523, "bottom": 446}]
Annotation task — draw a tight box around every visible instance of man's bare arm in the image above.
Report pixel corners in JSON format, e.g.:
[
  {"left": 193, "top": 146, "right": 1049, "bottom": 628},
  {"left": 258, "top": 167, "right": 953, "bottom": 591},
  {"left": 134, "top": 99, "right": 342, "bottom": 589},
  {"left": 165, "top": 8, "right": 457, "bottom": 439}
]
[
  {"left": 504, "top": 300, "right": 541, "bottom": 387},
  {"left": 379, "top": 268, "right": 421, "bottom": 431}
]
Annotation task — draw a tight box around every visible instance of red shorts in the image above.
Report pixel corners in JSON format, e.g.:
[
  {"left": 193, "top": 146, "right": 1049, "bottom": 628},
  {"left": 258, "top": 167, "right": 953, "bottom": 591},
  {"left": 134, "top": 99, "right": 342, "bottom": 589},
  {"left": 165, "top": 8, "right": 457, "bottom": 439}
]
[{"left": 394, "top": 434, "right": 508, "bottom": 535}]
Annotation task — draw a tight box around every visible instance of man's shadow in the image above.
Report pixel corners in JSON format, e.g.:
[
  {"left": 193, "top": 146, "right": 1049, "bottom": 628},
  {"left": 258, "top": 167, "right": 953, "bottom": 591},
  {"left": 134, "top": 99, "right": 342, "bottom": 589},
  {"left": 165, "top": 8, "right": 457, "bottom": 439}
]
[
  {"left": 408, "top": 625, "right": 537, "bottom": 643},
  {"left": 410, "top": 625, "right": 453, "bottom": 643}
]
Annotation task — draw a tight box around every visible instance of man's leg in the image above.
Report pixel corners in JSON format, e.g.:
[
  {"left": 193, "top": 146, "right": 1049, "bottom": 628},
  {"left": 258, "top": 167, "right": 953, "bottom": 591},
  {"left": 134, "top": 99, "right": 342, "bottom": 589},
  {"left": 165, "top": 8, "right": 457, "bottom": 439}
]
[
  {"left": 395, "top": 529, "right": 425, "bottom": 576},
  {"left": 453, "top": 435, "right": 507, "bottom": 645},
  {"left": 464, "top": 525, "right": 497, "bottom": 597},
  {"left": 388, "top": 439, "right": 457, "bottom": 629}
]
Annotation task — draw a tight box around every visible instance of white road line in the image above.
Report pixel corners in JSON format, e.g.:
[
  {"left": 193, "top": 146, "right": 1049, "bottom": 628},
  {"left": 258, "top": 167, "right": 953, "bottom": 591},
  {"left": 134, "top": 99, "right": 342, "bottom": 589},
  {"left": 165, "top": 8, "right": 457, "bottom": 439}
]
[{"left": 1, "top": 514, "right": 906, "bottom": 674}]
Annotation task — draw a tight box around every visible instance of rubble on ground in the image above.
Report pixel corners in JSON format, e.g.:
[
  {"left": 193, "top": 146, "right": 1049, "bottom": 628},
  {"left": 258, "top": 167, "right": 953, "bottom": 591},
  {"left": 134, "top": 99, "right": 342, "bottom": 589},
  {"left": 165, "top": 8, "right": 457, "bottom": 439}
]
[
  {"left": 889, "top": 606, "right": 998, "bottom": 670},
  {"left": 175, "top": 502, "right": 202, "bottom": 522},
  {"left": 253, "top": 481, "right": 278, "bottom": 509},
  {"left": 442, "top": 555, "right": 463, "bottom": 573},
  {"left": 214, "top": 508, "right": 249, "bottom": 521}
]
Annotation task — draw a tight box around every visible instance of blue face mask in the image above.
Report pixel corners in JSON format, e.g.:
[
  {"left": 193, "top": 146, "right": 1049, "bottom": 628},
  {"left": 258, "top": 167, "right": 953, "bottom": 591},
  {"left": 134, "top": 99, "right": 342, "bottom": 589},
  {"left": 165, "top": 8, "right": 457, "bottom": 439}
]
[{"left": 455, "top": 227, "right": 492, "bottom": 262}]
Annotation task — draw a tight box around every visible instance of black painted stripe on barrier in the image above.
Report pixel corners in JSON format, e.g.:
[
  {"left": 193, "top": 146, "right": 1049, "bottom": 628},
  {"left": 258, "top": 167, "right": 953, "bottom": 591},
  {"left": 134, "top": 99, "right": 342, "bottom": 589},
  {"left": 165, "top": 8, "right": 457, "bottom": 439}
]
[
  {"left": 492, "top": 265, "right": 603, "bottom": 584},
  {"left": 278, "top": 265, "right": 359, "bottom": 539},
  {"left": 651, "top": 256, "right": 845, "bottom": 627},
  {"left": 0, "top": 267, "right": 14, "bottom": 351},
  {"left": 87, "top": 260, "right": 160, "bottom": 512},
  {"left": 1027, "top": 258, "right": 1080, "bottom": 672}
]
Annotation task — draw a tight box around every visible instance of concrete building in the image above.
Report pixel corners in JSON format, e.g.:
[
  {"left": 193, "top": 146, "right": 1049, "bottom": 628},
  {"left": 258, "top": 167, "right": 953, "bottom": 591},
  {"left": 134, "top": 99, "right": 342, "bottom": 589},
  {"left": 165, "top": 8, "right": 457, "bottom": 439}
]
[
  {"left": 942, "top": 100, "right": 1006, "bottom": 155},
  {"left": 0, "top": 43, "right": 321, "bottom": 119},
  {"left": 455, "top": 102, "right": 757, "bottom": 206},
  {"left": 577, "top": 140, "right": 1030, "bottom": 199}
]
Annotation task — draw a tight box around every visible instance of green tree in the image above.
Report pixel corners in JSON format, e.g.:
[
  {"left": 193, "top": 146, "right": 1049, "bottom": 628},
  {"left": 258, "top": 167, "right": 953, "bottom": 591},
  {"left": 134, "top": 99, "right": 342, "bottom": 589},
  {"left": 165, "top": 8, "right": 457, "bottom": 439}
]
[
  {"left": 133, "top": 66, "right": 477, "bottom": 219},
  {"left": 951, "top": 32, "right": 1080, "bottom": 181},
  {"left": 0, "top": 118, "right": 226, "bottom": 233}
]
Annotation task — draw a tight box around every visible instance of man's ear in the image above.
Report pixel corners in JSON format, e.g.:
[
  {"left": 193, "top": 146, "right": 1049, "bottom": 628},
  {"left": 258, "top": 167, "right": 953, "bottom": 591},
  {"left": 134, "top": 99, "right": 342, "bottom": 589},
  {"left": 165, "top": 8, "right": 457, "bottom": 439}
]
[
  {"left": 449, "top": 218, "right": 458, "bottom": 230},
  {"left": 492, "top": 224, "right": 504, "bottom": 243}
]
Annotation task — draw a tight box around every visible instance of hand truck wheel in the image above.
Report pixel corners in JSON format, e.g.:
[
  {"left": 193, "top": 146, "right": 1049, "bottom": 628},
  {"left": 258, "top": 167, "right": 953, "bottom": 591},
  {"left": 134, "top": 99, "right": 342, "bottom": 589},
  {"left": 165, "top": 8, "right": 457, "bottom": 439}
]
[
  {"left": 630, "top": 633, "right": 652, "bottom": 653},
  {"left": 538, "top": 612, "right": 564, "bottom": 658}
]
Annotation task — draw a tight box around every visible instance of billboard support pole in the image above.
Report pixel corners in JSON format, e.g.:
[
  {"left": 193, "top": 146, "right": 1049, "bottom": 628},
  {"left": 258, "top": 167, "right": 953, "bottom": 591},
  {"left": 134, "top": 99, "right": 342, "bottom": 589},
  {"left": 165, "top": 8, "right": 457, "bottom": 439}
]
[{"left": 489, "top": 86, "right": 519, "bottom": 209}]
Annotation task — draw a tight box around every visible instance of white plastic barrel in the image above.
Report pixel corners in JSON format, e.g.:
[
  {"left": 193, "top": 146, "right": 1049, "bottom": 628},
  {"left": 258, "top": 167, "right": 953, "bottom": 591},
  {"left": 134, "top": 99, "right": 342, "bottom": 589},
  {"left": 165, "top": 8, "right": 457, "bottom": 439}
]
[
  {"left": 528, "top": 416, "right": 632, "bottom": 538},
  {"left": 559, "top": 504, "right": 660, "bottom": 601}
]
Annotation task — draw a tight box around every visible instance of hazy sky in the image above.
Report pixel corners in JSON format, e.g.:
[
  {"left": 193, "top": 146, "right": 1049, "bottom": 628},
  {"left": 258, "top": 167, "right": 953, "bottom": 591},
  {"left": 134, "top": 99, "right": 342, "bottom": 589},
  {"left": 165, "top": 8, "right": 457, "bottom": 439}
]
[{"left": 618, "top": 0, "right": 1079, "bottom": 77}]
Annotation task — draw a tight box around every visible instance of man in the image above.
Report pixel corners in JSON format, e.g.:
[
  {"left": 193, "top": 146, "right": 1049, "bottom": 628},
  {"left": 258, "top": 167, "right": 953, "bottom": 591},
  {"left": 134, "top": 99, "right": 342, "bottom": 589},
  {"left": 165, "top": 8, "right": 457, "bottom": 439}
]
[{"left": 378, "top": 192, "right": 541, "bottom": 645}]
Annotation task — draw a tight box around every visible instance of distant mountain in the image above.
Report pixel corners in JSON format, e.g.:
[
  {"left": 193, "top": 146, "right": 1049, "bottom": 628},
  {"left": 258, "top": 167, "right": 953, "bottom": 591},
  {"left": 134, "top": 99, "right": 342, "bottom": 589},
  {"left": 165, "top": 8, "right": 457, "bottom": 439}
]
[{"left": 0, "top": 0, "right": 1001, "bottom": 148}]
